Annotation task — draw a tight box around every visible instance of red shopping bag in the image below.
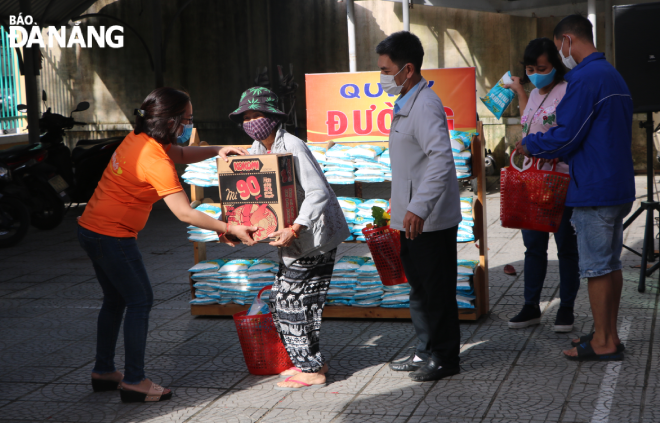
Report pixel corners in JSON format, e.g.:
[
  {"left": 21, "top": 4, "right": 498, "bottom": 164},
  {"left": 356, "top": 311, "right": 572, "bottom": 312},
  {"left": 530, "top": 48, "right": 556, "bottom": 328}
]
[
  {"left": 500, "top": 152, "right": 570, "bottom": 233},
  {"left": 362, "top": 225, "right": 408, "bottom": 286},
  {"left": 233, "top": 286, "right": 293, "bottom": 375}
]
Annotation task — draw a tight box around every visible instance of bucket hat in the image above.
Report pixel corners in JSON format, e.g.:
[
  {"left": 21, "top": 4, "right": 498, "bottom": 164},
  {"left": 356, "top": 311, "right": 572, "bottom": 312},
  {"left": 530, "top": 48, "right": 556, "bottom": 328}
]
[{"left": 228, "top": 86, "right": 287, "bottom": 123}]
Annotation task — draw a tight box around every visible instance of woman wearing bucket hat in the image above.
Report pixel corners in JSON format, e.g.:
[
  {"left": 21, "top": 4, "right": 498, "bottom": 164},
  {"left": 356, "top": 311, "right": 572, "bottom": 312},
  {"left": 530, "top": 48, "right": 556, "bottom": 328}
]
[{"left": 230, "top": 87, "right": 350, "bottom": 390}]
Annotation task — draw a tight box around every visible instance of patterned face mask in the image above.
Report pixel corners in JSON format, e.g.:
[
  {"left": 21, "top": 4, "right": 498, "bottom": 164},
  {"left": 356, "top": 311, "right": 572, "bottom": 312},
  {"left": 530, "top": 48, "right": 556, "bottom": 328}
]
[{"left": 243, "top": 116, "right": 280, "bottom": 141}]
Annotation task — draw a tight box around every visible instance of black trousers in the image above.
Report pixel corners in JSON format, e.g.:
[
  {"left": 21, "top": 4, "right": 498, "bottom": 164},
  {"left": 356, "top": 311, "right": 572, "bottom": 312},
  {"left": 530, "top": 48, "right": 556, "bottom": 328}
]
[{"left": 400, "top": 226, "right": 460, "bottom": 368}]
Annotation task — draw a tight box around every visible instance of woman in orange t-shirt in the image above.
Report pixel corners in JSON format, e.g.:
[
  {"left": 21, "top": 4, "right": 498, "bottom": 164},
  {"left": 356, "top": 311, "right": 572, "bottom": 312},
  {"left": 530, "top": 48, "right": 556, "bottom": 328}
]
[{"left": 78, "top": 88, "right": 256, "bottom": 403}]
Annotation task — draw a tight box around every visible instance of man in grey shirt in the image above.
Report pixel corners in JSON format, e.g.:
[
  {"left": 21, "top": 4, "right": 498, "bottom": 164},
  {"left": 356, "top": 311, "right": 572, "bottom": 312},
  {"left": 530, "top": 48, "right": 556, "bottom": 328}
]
[{"left": 377, "top": 31, "right": 462, "bottom": 381}]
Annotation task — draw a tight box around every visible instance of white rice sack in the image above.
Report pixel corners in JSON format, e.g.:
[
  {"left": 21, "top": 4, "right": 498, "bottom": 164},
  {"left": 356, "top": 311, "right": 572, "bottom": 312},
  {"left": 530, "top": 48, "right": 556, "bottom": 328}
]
[
  {"left": 457, "top": 259, "right": 479, "bottom": 275},
  {"left": 335, "top": 256, "right": 368, "bottom": 271},
  {"left": 307, "top": 145, "right": 328, "bottom": 164},
  {"left": 325, "top": 170, "right": 356, "bottom": 179},
  {"left": 456, "top": 165, "right": 472, "bottom": 174},
  {"left": 354, "top": 159, "right": 389, "bottom": 170},
  {"left": 357, "top": 208, "right": 373, "bottom": 218},
  {"left": 195, "top": 204, "right": 222, "bottom": 220},
  {"left": 378, "top": 149, "right": 390, "bottom": 165},
  {"left": 190, "top": 298, "right": 216, "bottom": 305},
  {"left": 353, "top": 289, "right": 383, "bottom": 300},
  {"left": 347, "top": 145, "right": 384, "bottom": 161},
  {"left": 337, "top": 197, "right": 362, "bottom": 211},
  {"left": 358, "top": 199, "right": 390, "bottom": 211},
  {"left": 326, "top": 176, "right": 355, "bottom": 185},
  {"left": 218, "top": 259, "right": 253, "bottom": 273},
  {"left": 325, "top": 157, "right": 355, "bottom": 169},
  {"left": 382, "top": 294, "right": 410, "bottom": 304},
  {"left": 460, "top": 197, "right": 473, "bottom": 211},
  {"left": 247, "top": 272, "right": 275, "bottom": 280},
  {"left": 248, "top": 259, "right": 278, "bottom": 273},
  {"left": 354, "top": 168, "right": 385, "bottom": 177},
  {"left": 326, "top": 144, "right": 354, "bottom": 160},
  {"left": 356, "top": 261, "right": 378, "bottom": 274},
  {"left": 188, "top": 259, "right": 225, "bottom": 273},
  {"left": 189, "top": 233, "right": 219, "bottom": 242},
  {"left": 342, "top": 209, "right": 356, "bottom": 223}
]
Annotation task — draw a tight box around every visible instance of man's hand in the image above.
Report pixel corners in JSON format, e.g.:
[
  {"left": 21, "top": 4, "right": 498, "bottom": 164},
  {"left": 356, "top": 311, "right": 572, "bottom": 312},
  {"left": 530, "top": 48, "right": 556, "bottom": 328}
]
[
  {"left": 217, "top": 146, "right": 249, "bottom": 162},
  {"left": 403, "top": 211, "right": 424, "bottom": 240},
  {"left": 218, "top": 233, "right": 238, "bottom": 247}
]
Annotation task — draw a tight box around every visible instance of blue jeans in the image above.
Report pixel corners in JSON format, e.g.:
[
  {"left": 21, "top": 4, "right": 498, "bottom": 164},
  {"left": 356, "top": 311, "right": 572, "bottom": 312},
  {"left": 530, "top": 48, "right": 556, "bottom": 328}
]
[
  {"left": 521, "top": 206, "right": 580, "bottom": 308},
  {"left": 78, "top": 225, "right": 153, "bottom": 384},
  {"left": 571, "top": 203, "right": 633, "bottom": 279}
]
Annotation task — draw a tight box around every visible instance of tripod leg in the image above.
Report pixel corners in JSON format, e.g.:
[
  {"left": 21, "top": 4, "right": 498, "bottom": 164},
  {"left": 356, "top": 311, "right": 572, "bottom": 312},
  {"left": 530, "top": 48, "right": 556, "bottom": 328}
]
[
  {"left": 639, "top": 209, "right": 653, "bottom": 293},
  {"left": 647, "top": 207, "right": 655, "bottom": 263}
]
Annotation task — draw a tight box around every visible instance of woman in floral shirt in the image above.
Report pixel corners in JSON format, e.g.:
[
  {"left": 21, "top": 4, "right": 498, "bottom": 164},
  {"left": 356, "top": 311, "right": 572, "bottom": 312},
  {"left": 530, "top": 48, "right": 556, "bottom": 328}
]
[{"left": 504, "top": 38, "right": 580, "bottom": 332}]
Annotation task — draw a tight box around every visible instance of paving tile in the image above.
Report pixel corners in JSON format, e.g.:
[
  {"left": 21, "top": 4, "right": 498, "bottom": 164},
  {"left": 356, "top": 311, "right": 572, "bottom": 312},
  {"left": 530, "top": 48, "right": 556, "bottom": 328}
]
[
  {"left": 191, "top": 407, "right": 269, "bottom": 423},
  {"left": 484, "top": 380, "right": 570, "bottom": 421},
  {"left": 412, "top": 380, "right": 500, "bottom": 419},
  {"left": 259, "top": 409, "right": 339, "bottom": 422}
]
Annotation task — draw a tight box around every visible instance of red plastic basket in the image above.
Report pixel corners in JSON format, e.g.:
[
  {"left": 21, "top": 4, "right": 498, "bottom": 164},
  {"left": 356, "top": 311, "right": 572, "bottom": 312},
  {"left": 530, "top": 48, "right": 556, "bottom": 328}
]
[
  {"left": 361, "top": 225, "right": 408, "bottom": 286},
  {"left": 233, "top": 286, "right": 293, "bottom": 375},
  {"left": 500, "top": 152, "right": 570, "bottom": 233}
]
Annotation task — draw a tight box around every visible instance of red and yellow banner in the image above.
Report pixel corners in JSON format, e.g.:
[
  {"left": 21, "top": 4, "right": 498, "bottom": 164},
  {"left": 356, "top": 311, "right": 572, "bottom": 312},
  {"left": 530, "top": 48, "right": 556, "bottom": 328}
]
[{"left": 305, "top": 68, "right": 477, "bottom": 143}]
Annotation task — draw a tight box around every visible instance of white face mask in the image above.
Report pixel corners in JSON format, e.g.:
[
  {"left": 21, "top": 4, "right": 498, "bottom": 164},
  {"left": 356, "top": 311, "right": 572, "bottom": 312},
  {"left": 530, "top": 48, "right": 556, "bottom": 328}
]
[
  {"left": 380, "top": 65, "right": 409, "bottom": 95},
  {"left": 559, "top": 36, "right": 578, "bottom": 70}
]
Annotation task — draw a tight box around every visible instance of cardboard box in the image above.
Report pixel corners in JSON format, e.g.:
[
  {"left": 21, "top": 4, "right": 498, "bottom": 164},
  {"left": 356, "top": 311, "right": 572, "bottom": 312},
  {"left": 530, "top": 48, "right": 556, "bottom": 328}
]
[{"left": 217, "top": 154, "right": 299, "bottom": 242}]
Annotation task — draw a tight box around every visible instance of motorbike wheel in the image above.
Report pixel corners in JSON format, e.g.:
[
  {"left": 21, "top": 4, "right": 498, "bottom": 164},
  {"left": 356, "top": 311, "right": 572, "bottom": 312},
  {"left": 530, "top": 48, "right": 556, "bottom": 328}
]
[
  {"left": 30, "top": 182, "right": 65, "bottom": 230},
  {"left": 0, "top": 197, "right": 31, "bottom": 248}
]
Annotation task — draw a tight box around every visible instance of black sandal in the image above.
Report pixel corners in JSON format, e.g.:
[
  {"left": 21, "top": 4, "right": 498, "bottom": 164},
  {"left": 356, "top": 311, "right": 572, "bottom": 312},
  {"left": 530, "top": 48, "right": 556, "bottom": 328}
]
[
  {"left": 571, "top": 332, "right": 626, "bottom": 351},
  {"left": 120, "top": 381, "right": 173, "bottom": 403},
  {"left": 565, "top": 340, "right": 624, "bottom": 362},
  {"left": 91, "top": 372, "right": 123, "bottom": 392}
]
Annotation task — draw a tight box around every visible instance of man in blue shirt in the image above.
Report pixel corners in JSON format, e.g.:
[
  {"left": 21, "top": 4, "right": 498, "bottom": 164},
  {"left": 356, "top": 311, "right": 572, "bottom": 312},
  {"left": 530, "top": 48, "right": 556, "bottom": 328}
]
[{"left": 516, "top": 15, "right": 635, "bottom": 361}]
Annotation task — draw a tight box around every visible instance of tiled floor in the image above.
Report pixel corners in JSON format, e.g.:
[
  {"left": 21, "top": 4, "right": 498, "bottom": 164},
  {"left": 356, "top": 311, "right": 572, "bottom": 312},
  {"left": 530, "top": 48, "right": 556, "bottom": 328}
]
[{"left": 1, "top": 178, "right": 659, "bottom": 422}]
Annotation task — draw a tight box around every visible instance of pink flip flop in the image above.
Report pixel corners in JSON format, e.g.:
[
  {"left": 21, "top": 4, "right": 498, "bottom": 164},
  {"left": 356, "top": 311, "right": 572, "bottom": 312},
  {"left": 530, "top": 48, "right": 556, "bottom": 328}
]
[
  {"left": 278, "top": 367, "right": 302, "bottom": 378},
  {"left": 274, "top": 376, "right": 324, "bottom": 391}
]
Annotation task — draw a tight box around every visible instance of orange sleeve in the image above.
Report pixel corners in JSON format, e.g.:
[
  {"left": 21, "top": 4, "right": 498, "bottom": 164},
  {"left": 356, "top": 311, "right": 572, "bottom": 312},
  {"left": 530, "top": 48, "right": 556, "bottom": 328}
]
[{"left": 144, "top": 158, "right": 183, "bottom": 197}]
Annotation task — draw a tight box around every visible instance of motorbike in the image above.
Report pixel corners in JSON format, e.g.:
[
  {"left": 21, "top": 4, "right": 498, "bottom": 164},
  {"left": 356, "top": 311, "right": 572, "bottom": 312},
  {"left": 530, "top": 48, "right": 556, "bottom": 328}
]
[
  {"left": 0, "top": 160, "right": 30, "bottom": 248},
  {"left": 17, "top": 94, "right": 122, "bottom": 205},
  {"left": 0, "top": 141, "right": 65, "bottom": 233}
]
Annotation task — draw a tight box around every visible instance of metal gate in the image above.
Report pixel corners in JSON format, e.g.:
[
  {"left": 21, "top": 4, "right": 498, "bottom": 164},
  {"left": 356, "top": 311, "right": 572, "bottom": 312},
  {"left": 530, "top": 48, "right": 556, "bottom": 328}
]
[{"left": 0, "top": 27, "right": 24, "bottom": 132}]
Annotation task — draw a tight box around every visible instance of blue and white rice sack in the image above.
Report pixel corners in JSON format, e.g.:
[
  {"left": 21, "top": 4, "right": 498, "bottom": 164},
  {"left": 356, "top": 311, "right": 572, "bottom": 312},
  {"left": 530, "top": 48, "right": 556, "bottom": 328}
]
[
  {"left": 354, "top": 168, "right": 385, "bottom": 183},
  {"left": 347, "top": 145, "right": 384, "bottom": 161},
  {"left": 453, "top": 150, "right": 472, "bottom": 166},
  {"left": 379, "top": 149, "right": 390, "bottom": 166},
  {"left": 480, "top": 71, "right": 515, "bottom": 120},
  {"left": 457, "top": 259, "right": 479, "bottom": 276},
  {"left": 187, "top": 204, "right": 223, "bottom": 242},
  {"left": 307, "top": 145, "right": 328, "bottom": 165},
  {"left": 183, "top": 157, "right": 219, "bottom": 187}
]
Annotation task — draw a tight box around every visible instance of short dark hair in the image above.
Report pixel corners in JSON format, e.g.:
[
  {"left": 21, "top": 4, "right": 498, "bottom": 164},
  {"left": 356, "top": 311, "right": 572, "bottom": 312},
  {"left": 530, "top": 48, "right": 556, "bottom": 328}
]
[
  {"left": 553, "top": 14, "right": 594, "bottom": 44},
  {"left": 520, "top": 38, "right": 567, "bottom": 85},
  {"left": 376, "top": 31, "right": 424, "bottom": 74},
  {"left": 134, "top": 87, "right": 190, "bottom": 145}
]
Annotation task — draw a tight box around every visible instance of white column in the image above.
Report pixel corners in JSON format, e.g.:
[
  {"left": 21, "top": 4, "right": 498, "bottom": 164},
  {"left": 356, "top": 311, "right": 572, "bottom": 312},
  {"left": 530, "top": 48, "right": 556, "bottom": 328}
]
[
  {"left": 588, "top": 0, "right": 597, "bottom": 48},
  {"left": 402, "top": 0, "right": 410, "bottom": 32},
  {"left": 347, "top": 0, "right": 356, "bottom": 72}
]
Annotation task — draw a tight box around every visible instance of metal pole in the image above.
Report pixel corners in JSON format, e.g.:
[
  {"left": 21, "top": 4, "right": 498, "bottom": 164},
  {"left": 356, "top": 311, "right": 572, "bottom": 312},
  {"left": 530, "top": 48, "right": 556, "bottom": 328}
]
[
  {"left": 150, "top": 0, "right": 164, "bottom": 88},
  {"left": 19, "top": 0, "right": 40, "bottom": 144},
  {"left": 346, "top": 0, "right": 356, "bottom": 72},
  {"left": 402, "top": 0, "right": 410, "bottom": 32},
  {"left": 604, "top": 0, "right": 613, "bottom": 63},
  {"left": 588, "top": 0, "right": 597, "bottom": 48}
]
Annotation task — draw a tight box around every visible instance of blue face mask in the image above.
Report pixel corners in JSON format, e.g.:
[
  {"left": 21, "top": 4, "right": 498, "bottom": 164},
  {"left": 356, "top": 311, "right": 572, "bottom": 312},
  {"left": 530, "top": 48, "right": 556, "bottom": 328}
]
[
  {"left": 177, "top": 123, "right": 193, "bottom": 144},
  {"left": 527, "top": 68, "right": 556, "bottom": 89}
]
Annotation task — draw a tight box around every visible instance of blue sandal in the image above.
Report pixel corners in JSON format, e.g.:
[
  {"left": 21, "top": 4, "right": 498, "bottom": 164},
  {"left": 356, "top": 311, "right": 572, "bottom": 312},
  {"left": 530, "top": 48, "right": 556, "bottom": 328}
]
[
  {"left": 565, "top": 340, "right": 624, "bottom": 361},
  {"left": 571, "top": 333, "right": 626, "bottom": 352}
]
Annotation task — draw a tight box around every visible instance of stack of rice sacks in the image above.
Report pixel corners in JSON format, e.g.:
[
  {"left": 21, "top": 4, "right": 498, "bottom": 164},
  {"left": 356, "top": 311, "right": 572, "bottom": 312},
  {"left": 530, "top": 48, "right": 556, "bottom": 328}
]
[
  {"left": 450, "top": 130, "right": 473, "bottom": 180},
  {"left": 325, "top": 256, "right": 411, "bottom": 308},
  {"left": 189, "top": 259, "right": 278, "bottom": 305},
  {"left": 187, "top": 204, "right": 223, "bottom": 242},
  {"left": 456, "top": 259, "right": 478, "bottom": 309},
  {"left": 336, "top": 197, "right": 389, "bottom": 242},
  {"left": 182, "top": 157, "right": 219, "bottom": 187},
  {"left": 458, "top": 197, "right": 475, "bottom": 242},
  {"left": 306, "top": 144, "right": 392, "bottom": 183},
  {"left": 323, "top": 145, "right": 356, "bottom": 184},
  {"left": 347, "top": 145, "right": 389, "bottom": 182}
]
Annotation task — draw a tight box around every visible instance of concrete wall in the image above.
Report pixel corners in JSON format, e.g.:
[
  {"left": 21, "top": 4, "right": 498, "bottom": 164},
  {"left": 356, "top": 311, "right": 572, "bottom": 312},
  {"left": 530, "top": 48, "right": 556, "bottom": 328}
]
[{"left": 39, "top": 0, "right": 659, "bottom": 170}]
